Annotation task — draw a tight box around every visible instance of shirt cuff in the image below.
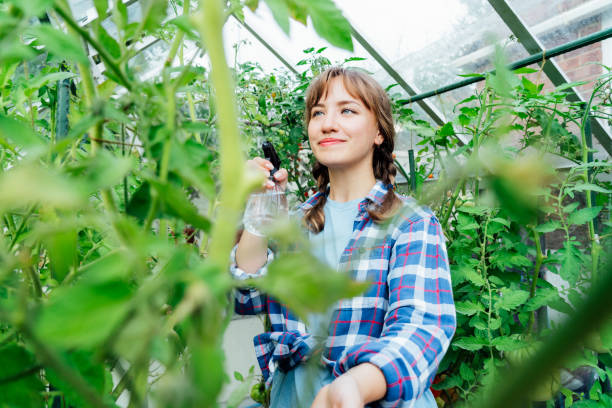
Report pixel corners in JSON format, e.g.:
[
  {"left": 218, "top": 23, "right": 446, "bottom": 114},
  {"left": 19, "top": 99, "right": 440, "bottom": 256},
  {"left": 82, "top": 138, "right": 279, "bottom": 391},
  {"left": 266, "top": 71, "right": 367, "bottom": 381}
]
[
  {"left": 332, "top": 341, "right": 417, "bottom": 407},
  {"left": 229, "top": 244, "right": 274, "bottom": 280}
]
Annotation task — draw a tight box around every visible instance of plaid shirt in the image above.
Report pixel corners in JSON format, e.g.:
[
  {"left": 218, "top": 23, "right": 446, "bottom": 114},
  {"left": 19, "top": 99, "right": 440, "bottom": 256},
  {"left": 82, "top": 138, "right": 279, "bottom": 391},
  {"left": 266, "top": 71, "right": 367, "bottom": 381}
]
[{"left": 231, "top": 181, "right": 456, "bottom": 408}]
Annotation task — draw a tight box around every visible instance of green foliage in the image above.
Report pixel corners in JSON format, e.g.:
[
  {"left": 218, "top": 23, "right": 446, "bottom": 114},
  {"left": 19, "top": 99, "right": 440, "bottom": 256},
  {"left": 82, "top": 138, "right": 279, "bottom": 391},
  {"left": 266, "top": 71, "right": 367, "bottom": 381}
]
[
  {"left": 0, "top": 1, "right": 362, "bottom": 406},
  {"left": 0, "top": 1, "right": 610, "bottom": 407}
]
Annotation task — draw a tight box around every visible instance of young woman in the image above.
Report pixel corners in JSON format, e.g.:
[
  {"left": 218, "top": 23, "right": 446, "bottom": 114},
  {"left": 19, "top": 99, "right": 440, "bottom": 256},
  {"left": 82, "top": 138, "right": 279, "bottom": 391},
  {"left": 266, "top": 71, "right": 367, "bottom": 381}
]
[{"left": 231, "top": 67, "right": 456, "bottom": 408}]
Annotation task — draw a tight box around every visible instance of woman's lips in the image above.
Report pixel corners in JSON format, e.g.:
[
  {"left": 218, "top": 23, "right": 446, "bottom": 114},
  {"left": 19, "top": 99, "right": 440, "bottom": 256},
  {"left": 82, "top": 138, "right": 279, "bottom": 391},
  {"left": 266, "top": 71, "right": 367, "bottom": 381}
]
[{"left": 319, "top": 138, "right": 345, "bottom": 146}]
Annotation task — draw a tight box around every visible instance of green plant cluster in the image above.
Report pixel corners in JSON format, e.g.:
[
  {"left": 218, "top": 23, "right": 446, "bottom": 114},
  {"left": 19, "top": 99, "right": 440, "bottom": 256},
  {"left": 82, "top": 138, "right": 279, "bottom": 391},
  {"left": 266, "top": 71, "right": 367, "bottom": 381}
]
[
  {"left": 0, "top": 0, "right": 611, "bottom": 407},
  {"left": 391, "top": 56, "right": 612, "bottom": 406}
]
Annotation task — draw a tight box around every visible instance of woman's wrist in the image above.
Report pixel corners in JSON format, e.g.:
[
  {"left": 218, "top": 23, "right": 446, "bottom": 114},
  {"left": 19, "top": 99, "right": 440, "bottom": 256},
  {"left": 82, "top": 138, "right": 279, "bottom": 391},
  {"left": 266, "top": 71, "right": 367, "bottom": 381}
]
[{"left": 344, "top": 362, "right": 386, "bottom": 404}]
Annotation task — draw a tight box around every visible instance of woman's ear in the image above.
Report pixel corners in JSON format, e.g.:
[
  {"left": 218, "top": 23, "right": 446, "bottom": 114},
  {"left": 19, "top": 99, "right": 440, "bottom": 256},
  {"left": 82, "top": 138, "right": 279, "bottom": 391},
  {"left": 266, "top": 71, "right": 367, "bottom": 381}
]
[{"left": 374, "top": 132, "right": 384, "bottom": 146}]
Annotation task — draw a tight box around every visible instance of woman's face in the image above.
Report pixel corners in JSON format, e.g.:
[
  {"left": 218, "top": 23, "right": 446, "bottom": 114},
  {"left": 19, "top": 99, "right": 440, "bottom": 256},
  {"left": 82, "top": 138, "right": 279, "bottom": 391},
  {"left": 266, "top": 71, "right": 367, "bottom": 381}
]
[{"left": 308, "top": 77, "right": 383, "bottom": 171}]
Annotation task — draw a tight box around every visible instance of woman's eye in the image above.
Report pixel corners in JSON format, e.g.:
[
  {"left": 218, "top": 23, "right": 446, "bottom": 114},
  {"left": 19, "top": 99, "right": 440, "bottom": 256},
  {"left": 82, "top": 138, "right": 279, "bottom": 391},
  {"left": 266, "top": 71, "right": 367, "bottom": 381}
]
[
  {"left": 312, "top": 111, "right": 323, "bottom": 117},
  {"left": 342, "top": 108, "right": 355, "bottom": 114}
]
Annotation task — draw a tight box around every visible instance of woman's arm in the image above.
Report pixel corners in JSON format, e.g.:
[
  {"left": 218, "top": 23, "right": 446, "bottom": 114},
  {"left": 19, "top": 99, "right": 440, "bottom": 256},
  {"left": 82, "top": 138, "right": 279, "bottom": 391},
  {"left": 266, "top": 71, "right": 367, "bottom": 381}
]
[
  {"left": 234, "top": 158, "right": 287, "bottom": 274},
  {"left": 311, "top": 363, "right": 386, "bottom": 407},
  {"left": 326, "top": 213, "right": 456, "bottom": 407}
]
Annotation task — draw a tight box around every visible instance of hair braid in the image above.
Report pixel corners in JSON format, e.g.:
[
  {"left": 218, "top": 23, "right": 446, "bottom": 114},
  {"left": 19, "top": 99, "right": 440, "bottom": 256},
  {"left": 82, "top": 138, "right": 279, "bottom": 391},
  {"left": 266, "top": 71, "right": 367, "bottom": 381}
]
[{"left": 303, "top": 161, "right": 329, "bottom": 233}]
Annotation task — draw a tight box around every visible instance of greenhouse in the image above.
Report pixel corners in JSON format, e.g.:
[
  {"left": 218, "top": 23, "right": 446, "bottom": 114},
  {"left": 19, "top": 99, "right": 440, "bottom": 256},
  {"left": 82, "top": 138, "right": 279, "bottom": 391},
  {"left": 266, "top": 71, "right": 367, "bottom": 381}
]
[{"left": 0, "top": 0, "right": 611, "bottom": 407}]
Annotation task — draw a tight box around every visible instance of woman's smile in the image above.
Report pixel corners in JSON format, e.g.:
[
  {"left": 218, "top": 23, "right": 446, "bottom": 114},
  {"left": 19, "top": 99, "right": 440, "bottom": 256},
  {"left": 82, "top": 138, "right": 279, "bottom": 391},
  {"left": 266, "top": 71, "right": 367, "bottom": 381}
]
[{"left": 319, "top": 137, "right": 346, "bottom": 146}]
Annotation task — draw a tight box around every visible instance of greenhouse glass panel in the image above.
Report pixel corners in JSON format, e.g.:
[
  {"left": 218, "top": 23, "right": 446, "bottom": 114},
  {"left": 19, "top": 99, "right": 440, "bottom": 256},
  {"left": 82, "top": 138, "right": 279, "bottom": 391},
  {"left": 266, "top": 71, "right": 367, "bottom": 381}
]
[
  {"left": 334, "top": 0, "right": 530, "bottom": 92},
  {"left": 67, "top": 0, "right": 96, "bottom": 25},
  {"left": 223, "top": 17, "right": 291, "bottom": 72},
  {"left": 507, "top": 0, "right": 612, "bottom": 99},
  {"left": 240, "top": 3, "right": 385, "bottom": 73}
]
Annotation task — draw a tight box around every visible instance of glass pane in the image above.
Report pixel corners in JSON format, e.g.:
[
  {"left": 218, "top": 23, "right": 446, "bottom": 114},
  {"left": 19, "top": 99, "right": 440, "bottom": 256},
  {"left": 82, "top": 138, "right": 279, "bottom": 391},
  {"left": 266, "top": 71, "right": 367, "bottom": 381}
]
[
  {"left": 223, "top": 17, "right": 289, "bottom": 72},
  {"left": 508, "top": 0, "right": 612, "bottom": 99},
  {"left": 241, "top": 3, "right": 383, "bottom": 73},
  {"left": 336, "top": 0, "right": 530, "bottom": 92},
  {"left": 67, "top": 0, "right": 96, "bottom": 25}
]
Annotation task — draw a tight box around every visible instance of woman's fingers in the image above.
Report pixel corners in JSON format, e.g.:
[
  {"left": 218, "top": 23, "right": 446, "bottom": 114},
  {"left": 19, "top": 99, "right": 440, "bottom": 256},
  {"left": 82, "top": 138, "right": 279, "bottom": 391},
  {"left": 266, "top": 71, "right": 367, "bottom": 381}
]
[
  {"left": 273, "top": 168, "right": 289, "bottom": 190},
  {"left": 247, "top": 157, "right": 288, "bottom": 190}
]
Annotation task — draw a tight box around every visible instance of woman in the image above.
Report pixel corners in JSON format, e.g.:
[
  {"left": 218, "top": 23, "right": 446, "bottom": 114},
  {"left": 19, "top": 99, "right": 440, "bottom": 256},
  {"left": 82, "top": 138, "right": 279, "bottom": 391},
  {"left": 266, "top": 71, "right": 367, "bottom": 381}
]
[{"left": 231, "top": 67, "right": 456, "bottom": 408}]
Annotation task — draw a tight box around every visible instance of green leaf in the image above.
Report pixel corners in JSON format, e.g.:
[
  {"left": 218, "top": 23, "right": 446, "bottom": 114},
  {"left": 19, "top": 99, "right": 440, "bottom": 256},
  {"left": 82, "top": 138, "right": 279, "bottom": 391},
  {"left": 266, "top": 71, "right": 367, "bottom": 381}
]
[
  {"left": 149, "top": 180, "right": 212, "bottom": 232},
  {"left": 563, "top": 201, "right": 579, "bottom": 213},
  {"left": 305, "top": 0, "right": 353, "bottom": 51},
  {"left": 10, "top": 0, "right": 54, "bottom": 17},
  {"left": 27, "top": 25, "right": 89, "bottom": 65},
  {"left": 113, "top": 0, "right": 128, "bottom": 31},
  {"left": 44, "top": 227, "right": 77, "bottom": 283},
  {"left": 521, "top": 76, "right": 539, "bottom": 95},
  {"left": 169, "top": 139, "right": 216, "bottom": 199},
  {"left": 457, "top": 205, "right": 488, "bottom": 215},
  {"left": 34, "top": 253, "right": 133, "bottom": 348},
  {"left": 491, "top": 336, "right": 526, "bottom": 351},
  {"left": 513, "top": 67, "right": 539, "bottom": 74},
  {"left": 567, "top": 206, "right": 602, "bottom": 226},
  {"left": 141, "top": 0, "right": 168, "bottom": 32},
  {"left": 46, "top": 351, "right": 108, "bottom": 407},
  {"left": 459, "top": 362, "right": 475, "bottom": 382},
  {"left": 571, "top": 183, "right": 611, "bottom": 194},
  {"left": 255, "top": 250, "right": 368, "bottom": 322},
  {"left": 453, "top": 336, "right": 486, "bottom": 351},
  {"left": 0, "top": 344, "right": 44, "bottom": 407},
  {"left": 535, "top": 220, "right": 560, "bottom": 233},
  {"left": 93, "top": 0, "right": 109, "bottom": 18},
  {"left": 0, "top": 114, "right": 47, "bottom": 153},
  {"left": 26, "top": 71, "right": 77, "bottom": 91},
  {"left": 455, "top": 300, "right": 484, "bottom": 316},
  {"left": 558, "top": 240, "right": 582, "bottom": 285},
  {"left": 491, "top": 217, "right": 510, "bottom": 227},
  {"left": 127, "top": 182, "right": 153, "bottom": 224},
  {"left": 245, "top": 0, "right": 259, "bottom": 11},
  {"left": 264, "top": 0, "right": 290, "bottom": 34},
  {"left": 464, "top": 267, "right": 486, "bottom": 287},
  {"left": 94, "top": 24, "right": 121, "bottom": 60},
  {"left": 167, "top": 16, "right": 199, "bottom": 39},
  {"left": 0, "top": 164, "right": 86, "bottom": 211},
  {"left": 496, "top": 288, "right": 530, "bottom": 311},
  {"left": 65, "top": 149, "right": 134, "bottom": 193},
  {"left": 555, "top": 80, "right": 589, "bottom": 92}
]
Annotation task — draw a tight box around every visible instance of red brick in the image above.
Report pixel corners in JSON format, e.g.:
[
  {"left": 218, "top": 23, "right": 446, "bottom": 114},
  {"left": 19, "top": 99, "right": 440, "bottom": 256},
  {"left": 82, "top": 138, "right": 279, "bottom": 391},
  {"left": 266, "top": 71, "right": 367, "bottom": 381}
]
[
  {"left": 558, "top": 55, "right": 581, "bottom": 71},
  {"left": 580, "top": 50, "right": 602, "bottom": 66}
]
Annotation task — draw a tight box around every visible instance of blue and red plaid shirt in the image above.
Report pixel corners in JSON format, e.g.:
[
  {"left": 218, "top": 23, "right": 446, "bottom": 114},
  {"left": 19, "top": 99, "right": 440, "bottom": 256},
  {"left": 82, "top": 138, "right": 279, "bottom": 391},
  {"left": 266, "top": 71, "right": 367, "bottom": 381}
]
[{"left": 231, "top": 181, "right": 456, "bottom": 408}]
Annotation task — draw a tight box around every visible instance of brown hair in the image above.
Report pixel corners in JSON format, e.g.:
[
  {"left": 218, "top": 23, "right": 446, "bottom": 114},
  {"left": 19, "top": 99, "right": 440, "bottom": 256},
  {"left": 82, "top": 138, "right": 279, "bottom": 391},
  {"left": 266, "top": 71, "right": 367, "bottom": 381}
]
[{"left": 303, "top": 66, "right": 401, "bottom": 233}]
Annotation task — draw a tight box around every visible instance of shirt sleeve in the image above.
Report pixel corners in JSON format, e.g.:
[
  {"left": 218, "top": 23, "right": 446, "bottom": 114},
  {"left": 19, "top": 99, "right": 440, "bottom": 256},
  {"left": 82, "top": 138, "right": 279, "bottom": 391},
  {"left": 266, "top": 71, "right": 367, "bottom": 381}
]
[
  {"left": 332, "top": 214, "right": 456, "bottom": 407},
  {"left": 230, "top": 244, "right": 274, "bottom": 315}
]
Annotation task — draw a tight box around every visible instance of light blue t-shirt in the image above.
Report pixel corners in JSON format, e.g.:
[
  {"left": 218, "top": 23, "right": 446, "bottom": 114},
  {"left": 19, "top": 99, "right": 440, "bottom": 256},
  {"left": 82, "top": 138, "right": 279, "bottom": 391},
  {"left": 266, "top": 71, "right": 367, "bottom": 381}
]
[
  {"left": 309, "top": 196, "right": 363, "bottom": 269},
  {"left": 307, "top": 196, "right": 363, "bottom": 340}
]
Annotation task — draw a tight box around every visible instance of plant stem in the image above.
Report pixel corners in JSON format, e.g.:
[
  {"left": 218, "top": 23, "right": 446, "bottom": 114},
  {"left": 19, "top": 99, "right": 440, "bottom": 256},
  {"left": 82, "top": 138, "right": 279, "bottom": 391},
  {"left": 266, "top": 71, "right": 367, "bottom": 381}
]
[
  {"left": 192, "top": 0, "right": 247, "bottom": 273},
  {"left": 21, "top": 325, "right": 109, "bottom": 408},
  {"left": 480, "top": 211, "right": 494, "bottom": 360},
  {"left": 441, "top": 178, "right": 466, "bottom": 230},
  {"left": 9, "top": 205, "right": 36, "bottom": 250},
  {"left": 528, "top": 227, "right": 544, "bottom": 334},
  {"left": 26, "top": 265, "right": 43, "bottom": 298},
  {"left": 165, "top": 0, "right": 190, "bottom": 67},
  {"left": 53, "top": 2, "right": 131, "bottom": 90},
  {"left": 22, "top": 61, "right": 35, "bottom": 128}
]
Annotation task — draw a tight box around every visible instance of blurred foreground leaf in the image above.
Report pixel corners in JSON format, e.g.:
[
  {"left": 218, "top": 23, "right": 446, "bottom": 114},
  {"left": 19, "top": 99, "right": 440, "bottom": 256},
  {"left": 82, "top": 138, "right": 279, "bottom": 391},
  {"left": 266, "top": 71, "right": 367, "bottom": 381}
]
[
  {"left": 255, "top": 251, "right": 368, "bottom": 322},
  {"left": 34, "top": 252, "right": 134, "bottom": 348},
  {"left": 0, "top": 344, "right": 44, "bottom": 407}
]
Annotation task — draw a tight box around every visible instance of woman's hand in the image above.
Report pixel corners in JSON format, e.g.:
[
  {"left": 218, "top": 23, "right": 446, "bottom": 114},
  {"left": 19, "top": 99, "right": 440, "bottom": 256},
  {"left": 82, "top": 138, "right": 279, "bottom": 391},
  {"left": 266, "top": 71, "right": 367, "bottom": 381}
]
[
  {"left": 311, "top": 363, "right": 386, "bottom": 408},
  {"left": 247, "top": 157, "right": 288, "bottom": 191},
  {"left": 311, "top": 374, "right": 365, "bottom": 408}
]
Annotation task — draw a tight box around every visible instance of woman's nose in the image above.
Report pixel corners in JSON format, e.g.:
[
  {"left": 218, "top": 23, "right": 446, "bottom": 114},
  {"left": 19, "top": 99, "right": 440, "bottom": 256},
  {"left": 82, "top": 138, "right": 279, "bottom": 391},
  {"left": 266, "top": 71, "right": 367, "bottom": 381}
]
[{"left": 321, "top": 112, "right": 338, "bottom": 132}]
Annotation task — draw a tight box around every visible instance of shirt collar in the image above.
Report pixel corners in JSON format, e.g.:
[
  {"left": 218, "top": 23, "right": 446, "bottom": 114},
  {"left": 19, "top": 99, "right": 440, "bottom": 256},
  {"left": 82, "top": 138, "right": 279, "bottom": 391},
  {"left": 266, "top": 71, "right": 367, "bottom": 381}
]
[{"left": 302, "top": 180, "right": 392, "bottom": 211}]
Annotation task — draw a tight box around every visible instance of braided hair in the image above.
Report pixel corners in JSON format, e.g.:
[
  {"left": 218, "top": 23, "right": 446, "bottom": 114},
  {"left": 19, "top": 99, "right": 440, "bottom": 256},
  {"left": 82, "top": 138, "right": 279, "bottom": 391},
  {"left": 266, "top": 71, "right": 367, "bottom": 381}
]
[{"left": 303, "top": 67, "right": 400, "bottom": 233}]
